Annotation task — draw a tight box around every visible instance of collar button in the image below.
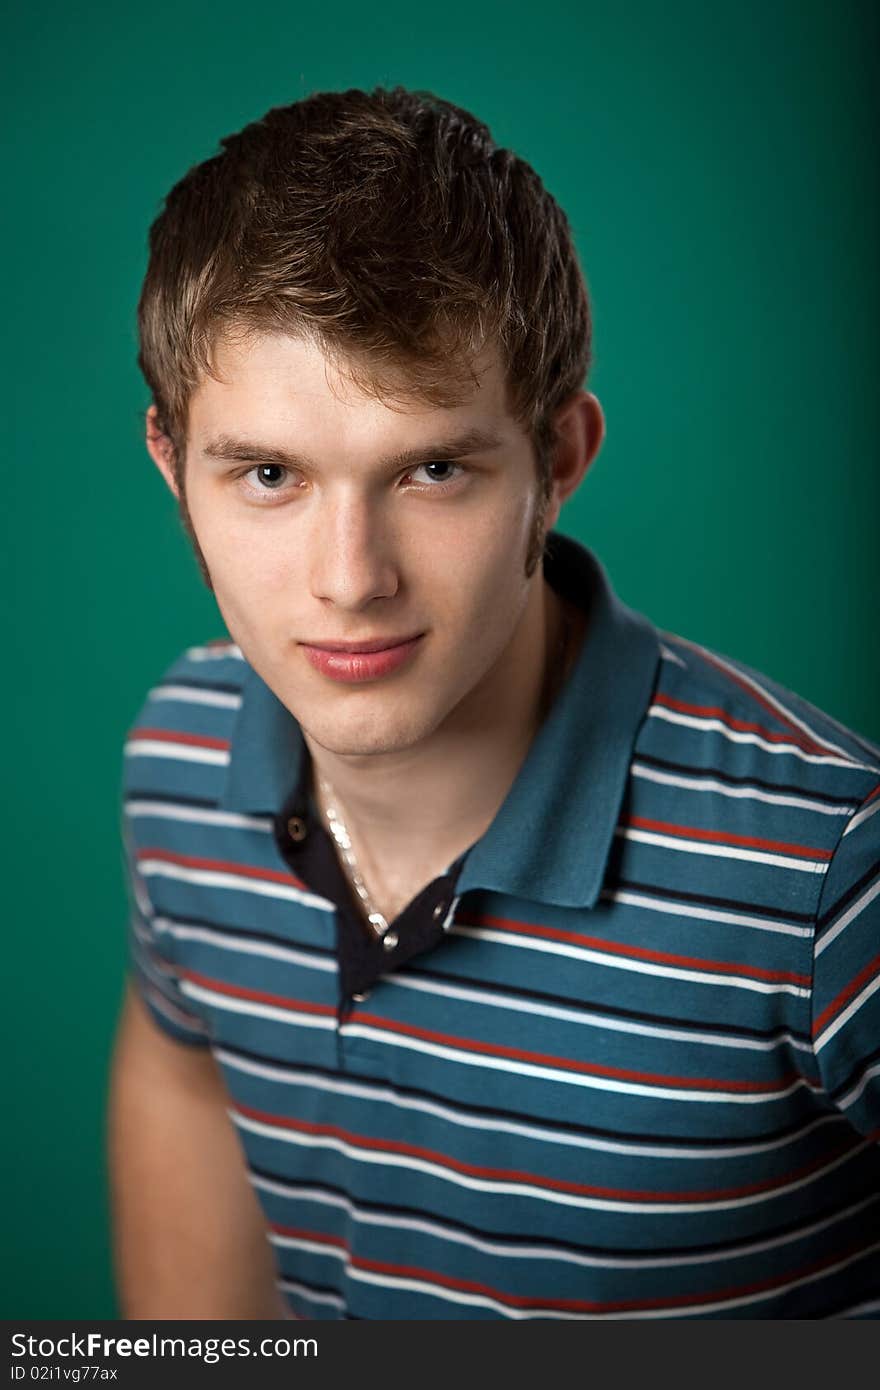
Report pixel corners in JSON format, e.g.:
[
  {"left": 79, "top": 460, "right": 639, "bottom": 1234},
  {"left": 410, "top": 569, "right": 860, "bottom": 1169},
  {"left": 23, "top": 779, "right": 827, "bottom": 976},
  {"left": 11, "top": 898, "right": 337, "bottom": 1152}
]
[{"left": 286, "top": 815, "right": 308, "bottom": 842}]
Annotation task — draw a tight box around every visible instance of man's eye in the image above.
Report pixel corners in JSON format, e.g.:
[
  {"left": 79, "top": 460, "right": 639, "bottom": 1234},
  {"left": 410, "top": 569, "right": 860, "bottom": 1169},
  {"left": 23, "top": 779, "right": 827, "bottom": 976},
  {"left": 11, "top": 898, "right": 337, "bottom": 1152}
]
[
  {"left": 410, "top": 461, "right": 462, "bottom": 486},
  {"left": 248, "top": 463, "right": 291, "bottom": 489}
]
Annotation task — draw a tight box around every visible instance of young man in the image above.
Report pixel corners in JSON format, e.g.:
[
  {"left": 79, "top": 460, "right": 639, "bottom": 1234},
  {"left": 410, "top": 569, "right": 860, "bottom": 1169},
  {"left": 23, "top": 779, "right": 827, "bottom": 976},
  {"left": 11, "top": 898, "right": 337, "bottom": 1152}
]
[{"left": 109, "top": 86, "right": 880, "bottom": 1320}]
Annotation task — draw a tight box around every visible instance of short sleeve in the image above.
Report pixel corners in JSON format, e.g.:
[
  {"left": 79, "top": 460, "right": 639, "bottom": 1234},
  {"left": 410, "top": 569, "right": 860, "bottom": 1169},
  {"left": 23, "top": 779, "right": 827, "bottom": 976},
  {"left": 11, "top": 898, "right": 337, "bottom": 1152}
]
[
  {"left": 811, "top": 786, "right": 880, "bottom": 1141},
  {"left": 121, "top": 808, "right": 211, "bottom": 1047}
]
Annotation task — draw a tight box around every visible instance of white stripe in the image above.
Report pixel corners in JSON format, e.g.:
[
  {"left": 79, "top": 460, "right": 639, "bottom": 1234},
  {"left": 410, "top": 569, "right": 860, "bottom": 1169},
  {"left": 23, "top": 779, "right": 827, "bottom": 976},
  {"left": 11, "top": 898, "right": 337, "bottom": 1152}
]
[
  {"left": 150, "top": 683, "right": 242, "bottom": 710},
  {"left": 660, "top": 644, "right": 687, "bottom": 669},
  {"left": 384, "top": 970, "right": 812, "bottom": 1055},
  {"left": 218, "top": 1045, "right": 843, "bottom": 1161},
  {"left": 131, "top": 934, "right": 182, "bottom": 997},
  {"left": 666, "top": 1238, "right": 880, "bottom": 1321},
  {"left": 125, "top": 739, "right": 230, "bottom": 767},
  {"left": 125, "top": 800, "right": 273, "bottom": 833},
  {"left": 137, "top": 858, "right": 334, "bottom": 911},
  {"left": 143, "top": 981, "right": 208, "bottom": 1035},
  {"left": 631, "top": 759, "right": 854, "bottom": 818},
  {"left": 836, "top": 1058, "right": 880, "bottom": 1111},
  {"left": 345, "top": 1263, "right": 580, "bottom": 1318},
  {"left": 278, "top": 1234, "right": 587, "bottom": 1319},
  {"left": 185, "top": 643, "right": 244, "bottom": 661},
  {"left": 617, "top": 825, "right": 827, "bottom": 874},
  {"left": 129, "top": 914, "right": 155, "bottom": 952},
  {"left": 152, "top": 917, "right": 336, "bottom": 973},
  {"left": 340, "top": 1021, "right": 814, "bottom": 1105},
  {"left": 440, "top": 895, "right": 460, "bottom": 933},
  {"left": 647, "top": 706, "right": 857, "bottom": 769},
  {"left": 232, "top": 1109, "right": 856, "bottom": 1213},
  {"left": 814, "top": 971, "right": 880, "bottom": 1053},
  {"left": 129, "top": 864, "right": 152, "bottom": 920},
  {"left": 277, "top": 1278, "right": 346, "bottom": 1312},
  {"left": 451, "top": 924, "right": 810, "bottom": 999},
  {"left": 183, "top": 980, "right": 336, "bottom": 1032},
  {"left": 277, "top": 1235, "right": 345, "bottom": 1263},
  {"left": 604, "top": 885, "right": 812, "bottom": 942},
  {"left": 259, "top": 1178, "right": 878, "bottom": 1274},
  {"left": 287, "top": 1235, "right": 880, "bottom": 1320},
  {"left": 815, "top": 875, "right": 880, "bottom": 958},
  {"left": 669, "top": 636, "right": 858, "bottom": 764},
  {"left": 745, "top": 675, "right": 880, "bottom": 772},
  {"left": 829, "top": 1295, "right": 880, "bottom": 1318},
  {"left": 844, "top": 795, "right": 880, "bottom": 836}
]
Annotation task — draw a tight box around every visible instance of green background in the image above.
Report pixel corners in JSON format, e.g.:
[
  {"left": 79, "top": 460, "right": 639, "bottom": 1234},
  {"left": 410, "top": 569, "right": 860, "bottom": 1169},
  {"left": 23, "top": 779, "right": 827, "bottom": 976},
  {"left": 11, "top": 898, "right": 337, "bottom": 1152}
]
[{"left": 3, "top": 0, "right": 877, "bottom": 1318}]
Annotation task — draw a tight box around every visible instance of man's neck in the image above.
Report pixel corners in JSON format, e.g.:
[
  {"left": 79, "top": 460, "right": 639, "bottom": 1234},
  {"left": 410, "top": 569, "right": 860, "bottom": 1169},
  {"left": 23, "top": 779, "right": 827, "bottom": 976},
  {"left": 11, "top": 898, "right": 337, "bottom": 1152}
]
[{"left": 301, "top": 578, "right": 582, "bottom": 917}]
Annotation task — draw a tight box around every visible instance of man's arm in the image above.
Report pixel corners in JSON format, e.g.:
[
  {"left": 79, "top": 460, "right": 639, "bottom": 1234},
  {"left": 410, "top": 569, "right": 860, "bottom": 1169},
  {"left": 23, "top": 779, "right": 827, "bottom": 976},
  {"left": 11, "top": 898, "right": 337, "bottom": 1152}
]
[{"left": 107, "top": 982, "right": 290, "bottom": 1319}]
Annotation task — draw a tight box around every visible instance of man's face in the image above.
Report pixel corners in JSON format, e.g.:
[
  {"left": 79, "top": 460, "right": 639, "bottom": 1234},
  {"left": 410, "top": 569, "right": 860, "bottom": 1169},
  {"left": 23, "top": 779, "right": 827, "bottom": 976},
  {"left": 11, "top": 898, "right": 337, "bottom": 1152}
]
[{"left": 178, "top": 331, "right": 549, "bottom": 759}]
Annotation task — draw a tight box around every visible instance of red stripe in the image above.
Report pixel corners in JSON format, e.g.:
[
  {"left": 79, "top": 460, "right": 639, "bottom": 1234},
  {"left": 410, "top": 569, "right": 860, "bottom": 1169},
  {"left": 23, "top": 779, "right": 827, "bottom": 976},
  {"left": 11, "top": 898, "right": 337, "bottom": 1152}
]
[
  {"left": 459, "top": 912, "right": 810, "bottom": 986},
  {"left": 269, "top": 1223, "right": 871, "bottom": 1313},
  {"left": 626, "top": 814, "right": 831, "bottom": 861},
  {"left": 864, "top": 783, "right": 880, "bottom": 806},
  {"left": 245, "top": 1108, "right": 597, "bottom": 1194},
  {"left": 349, "top": 1008, "right": 800, "bottom": 1094},
  {"left": 244, "top": 1104, "right": 844, "bottom": 1204},
  {"left": 813, "top": 952, "right": 880, "bottom": 1037},
  {"left": 272, "top": 1226, "right": 347, "bottom": 1251},
  {"left": 251, "top": 1109, "right": 601, "bottom": 1192},
  {"left": 128, "top": 726, "right": 230, "bottom": 751},
  {"left": 180, "top": 970, "right": 335, "bottom": 1017},
  {"left": 136, "top": 846, "right": 306, "bottom": 889},
  {"left": 357, "top": 1235, "right": 872, "bottom": 1312},
  {"left": 651, "top": 693, "right": 830, "bottom": 756},
  {"left": 671, "top": 646, "right": 840, "bottom": 758}
]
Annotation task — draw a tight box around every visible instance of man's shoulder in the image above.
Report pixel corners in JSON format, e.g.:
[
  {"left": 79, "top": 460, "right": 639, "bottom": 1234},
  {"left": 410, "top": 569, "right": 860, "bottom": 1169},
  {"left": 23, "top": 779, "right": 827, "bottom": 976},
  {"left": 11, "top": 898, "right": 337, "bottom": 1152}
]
[
  {"left": 122, "top": 636, "right": 251, "bottom": 804},
  {"left": 643, "top": 627, "right": 880, "bottom": 811}
]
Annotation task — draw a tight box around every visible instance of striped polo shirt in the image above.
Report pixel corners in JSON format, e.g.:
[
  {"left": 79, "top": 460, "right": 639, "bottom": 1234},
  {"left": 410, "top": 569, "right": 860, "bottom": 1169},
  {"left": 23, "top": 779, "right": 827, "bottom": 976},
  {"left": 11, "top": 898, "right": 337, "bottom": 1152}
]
[{"left": 121, "top": 532, "right": 880, "bottom": 1320}]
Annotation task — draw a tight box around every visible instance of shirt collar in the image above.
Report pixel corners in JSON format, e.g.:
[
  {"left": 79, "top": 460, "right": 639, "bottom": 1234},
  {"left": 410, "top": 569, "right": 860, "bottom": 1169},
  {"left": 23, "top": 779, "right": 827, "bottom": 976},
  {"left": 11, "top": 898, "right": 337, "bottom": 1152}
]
[{"left": 220, "top": 532, "right": 660, "bottom": 909}]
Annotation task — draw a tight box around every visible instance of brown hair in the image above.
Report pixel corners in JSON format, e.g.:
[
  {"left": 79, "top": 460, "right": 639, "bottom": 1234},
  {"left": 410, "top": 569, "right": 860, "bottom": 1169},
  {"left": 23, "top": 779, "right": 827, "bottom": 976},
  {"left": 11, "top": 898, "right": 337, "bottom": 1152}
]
[{"left": 137, "top": 86, "right": 593, "bottom": 573}]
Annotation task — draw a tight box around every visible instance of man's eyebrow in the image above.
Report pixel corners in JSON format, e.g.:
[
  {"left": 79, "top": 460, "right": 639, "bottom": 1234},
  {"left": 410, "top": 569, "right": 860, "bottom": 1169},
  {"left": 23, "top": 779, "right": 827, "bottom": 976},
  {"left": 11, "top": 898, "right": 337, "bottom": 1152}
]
[{"left": 200, "top": 427, "right": 506, "bottom": 470}]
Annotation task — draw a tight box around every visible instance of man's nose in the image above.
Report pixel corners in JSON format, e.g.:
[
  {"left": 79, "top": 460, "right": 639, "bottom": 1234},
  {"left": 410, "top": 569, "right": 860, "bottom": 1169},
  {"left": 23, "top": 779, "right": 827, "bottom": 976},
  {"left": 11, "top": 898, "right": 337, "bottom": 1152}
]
[{"left": 309, "top": 495, "right": 399, "bottom": 610}]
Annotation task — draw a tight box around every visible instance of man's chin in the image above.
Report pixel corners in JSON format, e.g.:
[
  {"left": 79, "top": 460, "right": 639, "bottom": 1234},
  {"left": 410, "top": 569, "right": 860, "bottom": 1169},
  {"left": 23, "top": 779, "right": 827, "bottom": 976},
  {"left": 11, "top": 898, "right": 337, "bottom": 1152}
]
[{"left": 300, "top": 710, "right": 434, "bottom": 761}]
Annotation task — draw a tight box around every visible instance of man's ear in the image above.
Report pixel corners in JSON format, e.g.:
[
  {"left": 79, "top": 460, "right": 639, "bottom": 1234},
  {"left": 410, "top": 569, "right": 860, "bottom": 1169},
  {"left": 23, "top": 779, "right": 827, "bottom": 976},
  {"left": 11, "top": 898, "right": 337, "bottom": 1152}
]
[
  {"left": 145, "top": 404, "right": 181, "bottom": 500},
  {"left": 543, "top": 390, "right": 605, "bottom": 531}
]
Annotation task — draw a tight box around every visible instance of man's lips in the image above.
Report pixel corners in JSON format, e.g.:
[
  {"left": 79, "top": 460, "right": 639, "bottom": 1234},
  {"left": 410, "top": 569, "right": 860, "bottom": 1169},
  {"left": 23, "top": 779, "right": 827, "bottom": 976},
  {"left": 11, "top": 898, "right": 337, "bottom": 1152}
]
[
  {"left": 299, "top": 633, "right": 425, "bottom": 683},
  {"left": 299, "top": 634, "right": 423, "bottom": 654}
]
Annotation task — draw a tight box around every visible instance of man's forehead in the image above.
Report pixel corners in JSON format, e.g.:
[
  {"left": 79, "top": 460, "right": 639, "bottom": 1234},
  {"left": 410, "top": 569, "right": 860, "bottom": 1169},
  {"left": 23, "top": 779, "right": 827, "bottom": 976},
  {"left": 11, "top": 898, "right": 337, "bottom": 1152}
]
[{"left": 189, "top": 327, "right": 518, "bottom": 442}]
